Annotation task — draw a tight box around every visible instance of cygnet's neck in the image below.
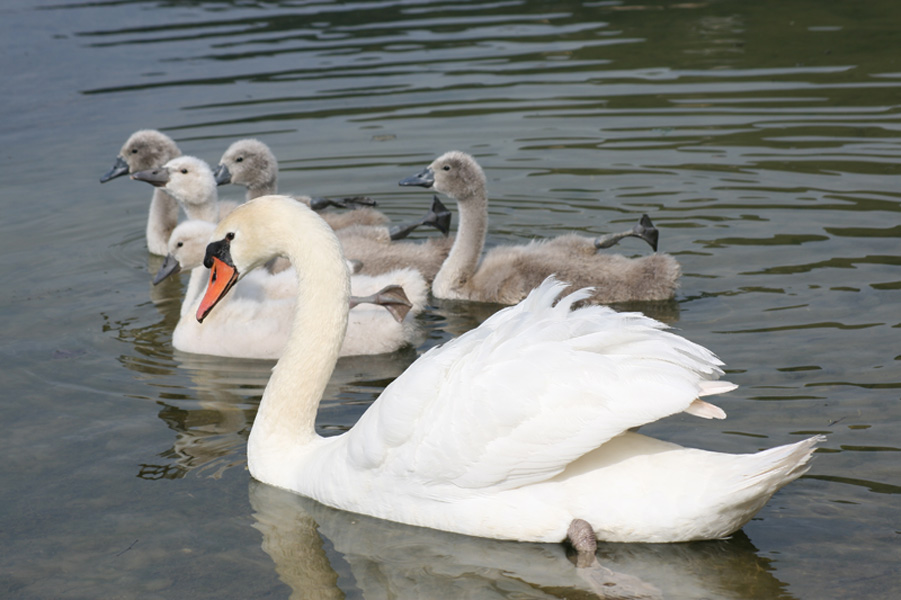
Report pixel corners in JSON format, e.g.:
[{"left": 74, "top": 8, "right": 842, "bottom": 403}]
[
  {"left": 246, "top": 174, "right": 278, "bottom": 201},
  {"left": 432, "top": 188, "right": 488, "bottom": 296},
  {"left": 178, "top": 188, "right": 220, "bottom": 223},
  {"left": 247, "top": 204, "right": 351, "bottom": 481},
  {"left": 147, "top": 189, "right": 180, "bottom": 255}
]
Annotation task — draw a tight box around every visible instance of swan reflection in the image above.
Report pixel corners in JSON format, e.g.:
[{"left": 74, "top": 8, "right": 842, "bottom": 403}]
[
  {"left": 132, "top": 346, "right": 417, "bottom": 480},
  {"left": 249, "top": 481, "right": 795, "bottom": 600}
]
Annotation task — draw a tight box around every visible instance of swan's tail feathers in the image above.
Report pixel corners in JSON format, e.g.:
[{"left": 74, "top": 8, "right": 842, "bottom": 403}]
[
  {"left": 740, "top": 435, "right": 825, "bottom": 495},
  {"left": 684, "top": 380, "right": 737, "bottom": 419},
  {"left": 685, "top": 399, "right": 726, "bottom": 420},
  {"left": 699, "top": 380, "right": 738, "bottom": 397}
]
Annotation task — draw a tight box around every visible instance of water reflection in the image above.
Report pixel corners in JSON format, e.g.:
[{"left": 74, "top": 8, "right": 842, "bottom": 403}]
[
  {"left": 113, "top": 301, "right": 424, "bottom": 480},
  {"left": 249, "top": 481, "right": 796, "bottom": 600}
]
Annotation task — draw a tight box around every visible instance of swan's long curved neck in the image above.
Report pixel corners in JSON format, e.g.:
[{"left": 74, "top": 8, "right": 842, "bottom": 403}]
[
  {"left": 246, "top": 177, "right": 277, "bottom": 201},
  {"left": 433, "top": 190, "right": 488, "bottom": 294},
  {"left": 183, "top": 198, "right": 220, "bottom": 223},
  {"left": 181, "top": 266, "right": 208, "bottom": 318},
  {"left": 172, "top": 185, "right": 220, "bottom": 222},
  {"left": 147, "top": 189, "right": 179, "bottom": 254},
  {"left": 247, "top": 208, "right": 350, "bottom": 479}
]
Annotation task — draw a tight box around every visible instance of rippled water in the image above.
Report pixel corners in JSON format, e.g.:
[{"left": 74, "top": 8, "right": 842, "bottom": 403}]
[{"left": 2, "top": 0, "right": 899, "bottom": 598}]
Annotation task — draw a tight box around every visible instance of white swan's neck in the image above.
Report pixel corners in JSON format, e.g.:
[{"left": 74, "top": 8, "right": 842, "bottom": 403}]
[
  {"left": 246, "top": 208, "right": 350, "bottom": 483},
  {"left": 147, "top": 189, "right": 179, "bottom": 255},
  {"left": 432, "top": 190, "right": 488, "bottom": 297},
  {"left": 181, "top": 266, "right": 208, "bottom": 318}
]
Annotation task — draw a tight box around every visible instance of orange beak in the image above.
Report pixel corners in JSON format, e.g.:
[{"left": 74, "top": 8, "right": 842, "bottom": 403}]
[{"left": 196, "top": 256, "right": 239, "bottom": 322}]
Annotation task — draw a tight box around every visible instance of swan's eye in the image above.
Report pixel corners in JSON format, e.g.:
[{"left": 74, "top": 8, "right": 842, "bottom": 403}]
[
  {"left": 443, "top": 165, "right": 451, "bottom": 171},
  {"left": 236, "top": 157, "right": 243, "bottom": 163},
  {"left": 181, "top": 168, "right": 188, "bottom": 174},
  {"left": 225, "top": 232, "right": 235, "bottom": 241}
]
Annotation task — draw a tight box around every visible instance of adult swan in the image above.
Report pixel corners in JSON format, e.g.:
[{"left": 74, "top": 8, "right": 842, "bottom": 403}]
[{"left": 196, "top": 195, "right": 822, "bottom": 549}]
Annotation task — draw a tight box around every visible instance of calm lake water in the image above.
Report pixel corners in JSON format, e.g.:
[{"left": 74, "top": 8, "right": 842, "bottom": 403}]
[{"left": 2, "top": 0, "right": 899, "bottom": 598}]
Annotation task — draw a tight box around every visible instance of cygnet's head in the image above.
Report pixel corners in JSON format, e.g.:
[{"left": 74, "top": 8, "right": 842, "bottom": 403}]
[
  {"left": 100, "top": 129, "right": 181, "bottom": 182},
  {"left": 153, "top": 220, "right": 216, "bottom": 284},
  {"left": 132, "top": 155, "right": 218, "bottom": 210},
  {"left": 399, "top": 150, "right": 486, "bottom": 202},
  {"left": 168, "top": 220, "right": 216, "bottom": 271},
  {"left": 214, "top": 139, "right": 278, "bottom": 191}
]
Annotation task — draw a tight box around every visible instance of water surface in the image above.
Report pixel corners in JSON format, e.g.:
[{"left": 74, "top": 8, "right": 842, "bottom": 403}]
[{"left": 2, "top": 1, "right": 899, "bottom": 598}]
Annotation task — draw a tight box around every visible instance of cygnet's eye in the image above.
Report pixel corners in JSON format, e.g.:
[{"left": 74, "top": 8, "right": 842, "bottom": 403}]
[
  {"left": 235, "top": 156, "right": 244, "bottom": 163},
  {"left": 180, "top": 168, "right": 188, "bottom": 174},
  {"left": 176, "top": 242, "right": 184, "bottom": 248},
  {"left": 131, "top": 148, "right": 138, "bottom": 154},
  {"left": 443, "top": 165, "right": 451, "bottom": 171},
  {"left": 225, "top": 232, "right": 235, "bottom": 241}
]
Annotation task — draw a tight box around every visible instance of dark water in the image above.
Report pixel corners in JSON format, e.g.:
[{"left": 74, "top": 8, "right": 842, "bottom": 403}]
[{"left": 2, "top": 0, "right": 899, "bottom": 598}]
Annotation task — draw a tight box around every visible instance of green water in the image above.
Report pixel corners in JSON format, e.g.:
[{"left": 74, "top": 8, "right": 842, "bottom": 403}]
[{"left": 1, "top": 1, "right": 899, "bottom": 598}]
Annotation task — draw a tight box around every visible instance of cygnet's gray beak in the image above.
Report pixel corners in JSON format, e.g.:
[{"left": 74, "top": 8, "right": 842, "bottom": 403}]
[
  {"left": 213, "top": 164, "right": 231, "bottom": 186},
  {"left": 399, "top": 167, "right": 435, "bottom": 188},
  {"left": 100, "top": 156, "right": 129, "bottom": 183},
  {"left": 153, "top": 254, "right": 182, "bottom": 285},
  {"left": 131, "top": 167, "right": 170, "bottom": 187}
]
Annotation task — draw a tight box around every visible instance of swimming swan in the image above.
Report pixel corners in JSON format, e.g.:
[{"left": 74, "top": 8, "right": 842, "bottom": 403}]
[
  {"left": 195, "top": 194, "right": 823, "bottom": 546},
  {"left": 214, "top": 139, "right": 450, "bottom": 238},
  {"left": 160, "top": 219, "right": 427, "bottom": 358},
  {"left": 100, "top": 129, "right": 181, "bottom": 255},
  {"left": 400, "top": 151, "right": 682, "bottom": 305}
]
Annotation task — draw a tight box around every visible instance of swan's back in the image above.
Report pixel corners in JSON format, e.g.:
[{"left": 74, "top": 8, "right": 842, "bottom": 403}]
[
  {"left": 337, "top": 232, "right": 454, "bottom": 282},
  {"left": 472, "top": 234, "right": 680, "bottom": 304},
  {"left": 345, "top": 279, "right": 726, "bottom": 497}
]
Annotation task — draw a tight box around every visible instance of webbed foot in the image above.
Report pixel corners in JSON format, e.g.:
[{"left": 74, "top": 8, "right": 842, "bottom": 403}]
[
  {"left": 348, "top": 285, "right": 413, "bottom": 322},
  {"left": 388, "top": 196, "right": 453, "bottom": 240},
  {"left": 594, "top": 214, "right": 659, "bottom": 252}
]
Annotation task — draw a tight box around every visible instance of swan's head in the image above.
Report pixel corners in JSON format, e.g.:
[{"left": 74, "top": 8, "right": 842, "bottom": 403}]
[
  {"left": 399, "top": 150, "right": 486, "bottom": 202},
  {"left": 131, "top": 156, "right": 218, "bottom": 209},
  {"left": 196, "top": 195, "right": 344, "bottom": 322},
  {"left": 101, "top": 129, "right": 181, "bottom": 183},
  {"left": 213, "top": 139, "right": 278, "bottom": 190},
  {"left": 152, "top": 220, "right": 217, "bottom": 285}
]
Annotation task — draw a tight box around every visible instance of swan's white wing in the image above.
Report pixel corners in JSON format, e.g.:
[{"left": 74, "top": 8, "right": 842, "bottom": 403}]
[{"left": 345, "top": 278, "right": 733, "bottom": 499}]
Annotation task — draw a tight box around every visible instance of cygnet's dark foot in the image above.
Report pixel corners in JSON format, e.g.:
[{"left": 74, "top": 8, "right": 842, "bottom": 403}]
[
  {"left": 422, "top": 196, "right": 452, "bottom": 236},
  {"left": 348, "top": 285, "right": 413, "bottom": 322},
  {"left": 309, "top": 196, "right": 378, "bottom": 211},
  {"left": 565, "top": 518, "right": 598, "bottom": 568},
  {"left": 594, "top": 214, "right": 659, "bottom": 252},
  {"left": 388, "top": 196, "right": 454, "bottom": 240}
]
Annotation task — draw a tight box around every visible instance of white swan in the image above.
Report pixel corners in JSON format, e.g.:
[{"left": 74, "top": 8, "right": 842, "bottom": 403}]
[
  {"left": 100, "top": 129, "right": 181, "bottom": 255},
  {"left": 196, "top": 194, "right": 823, "bottom": 545},
  {"left": 160, "top": 219, "right": 428, "bottom": 359},
  {"left": 131, "top": 155, "right": 239, "bottom": 223},
  {"left": 400, "top": 151, "right": 682, "bottom": 304}
]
